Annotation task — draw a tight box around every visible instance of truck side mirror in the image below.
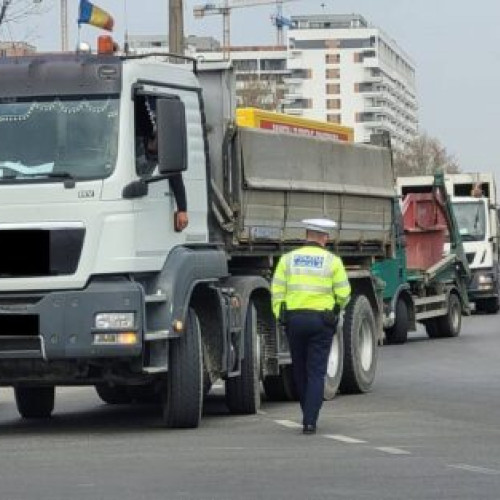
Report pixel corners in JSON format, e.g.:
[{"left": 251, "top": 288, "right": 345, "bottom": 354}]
[{"left": 156, "top": 98, "right": 187, "bottom": 175}]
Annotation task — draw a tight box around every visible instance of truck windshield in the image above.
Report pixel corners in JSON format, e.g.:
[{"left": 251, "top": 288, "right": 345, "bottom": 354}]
[
  {"left": 452, "top": 201, "right": 486, "bottom": 242},
  {"left": 0, "top": 95, "right": 119, "bottom": 181}
]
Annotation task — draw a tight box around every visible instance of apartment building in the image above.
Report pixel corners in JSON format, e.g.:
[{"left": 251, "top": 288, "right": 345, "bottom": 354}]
[
  {"left": 285, "top": 14, "right": 418, "bottom": 148},
  {"left": 197, "top": 46, "right": 289, "bottom": 109},
  {"left": 127, "top": 35, "right": 289, "bottom": 111},
  {"left": 0, "top": 41, "right": 36, "bottom": 57}
]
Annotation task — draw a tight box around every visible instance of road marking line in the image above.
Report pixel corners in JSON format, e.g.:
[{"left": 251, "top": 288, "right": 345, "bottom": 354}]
[
  {"left": 323, "top": 434, "right": 367, "bottom": 444},
  {"left": 274, "top": 419, "right": 302, "bottom": 429},
  {"left": 212, "top": 383, "right": 224, "bottom": 389},
  {"left": 257, "top": 410, "right": 268, "bottom": 415},
  {"left": 375, "top": 447, "right": 411, "bottom": 455},
  {"left": 448, "top": 464, "right": 500, "bottom": 475}
]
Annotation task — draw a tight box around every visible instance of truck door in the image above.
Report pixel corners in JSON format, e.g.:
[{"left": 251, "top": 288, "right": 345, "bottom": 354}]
[{"left": 132, "top": 84, "right": 209, "bottom": 266}]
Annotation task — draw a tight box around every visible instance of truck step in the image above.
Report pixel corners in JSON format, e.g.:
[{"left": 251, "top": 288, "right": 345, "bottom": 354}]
[
  {"left": 145, "top": 330, "right": 178, "bottom": 341},
  {"left": 145, "top": 293, "right": 168, "bottom": 304},
  {"left": 143, "top": 366, "right": 168, "bottom": 374}
]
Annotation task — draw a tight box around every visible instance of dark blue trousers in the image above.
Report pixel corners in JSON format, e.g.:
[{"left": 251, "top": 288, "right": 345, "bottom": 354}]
[{"left": 286, "top": 311, "right": 335, "bottom": 427}]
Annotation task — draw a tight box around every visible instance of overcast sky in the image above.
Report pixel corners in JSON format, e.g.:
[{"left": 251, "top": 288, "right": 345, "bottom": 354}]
[{"left": 4, "top": 0, "right": 500, "bottom": 178}]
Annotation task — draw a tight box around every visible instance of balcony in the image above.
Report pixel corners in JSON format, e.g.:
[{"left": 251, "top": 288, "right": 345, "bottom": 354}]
[
  {"left": 284, "top": 92, "right": 303, "bottom": 101},
  {"left": 283, "top": 108, "right": 304, "bottom": 116}
]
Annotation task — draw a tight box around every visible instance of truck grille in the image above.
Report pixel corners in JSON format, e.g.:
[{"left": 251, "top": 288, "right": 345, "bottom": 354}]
[{"left": 0, "top": 228, "right": 84, "bottom": 278}]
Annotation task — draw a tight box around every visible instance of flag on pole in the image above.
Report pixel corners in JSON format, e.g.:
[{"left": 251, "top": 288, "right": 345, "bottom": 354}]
[{"left": 78, "top": 0, "right": 114, "bottom": 31}]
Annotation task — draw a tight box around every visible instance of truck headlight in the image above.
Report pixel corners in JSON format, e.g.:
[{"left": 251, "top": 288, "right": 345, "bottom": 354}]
[
  {"left": 478, "top": 274, "right": 493, "bottom": 285},
  {"left": 93, "top": 332, "right": 138, "bottom": 345},
  {"left": 95, "top": 312, "right": 136, "bottom": 329}
]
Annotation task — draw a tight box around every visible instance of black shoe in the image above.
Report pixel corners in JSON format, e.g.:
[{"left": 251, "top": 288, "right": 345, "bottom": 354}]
[{"left": 303, "top": 424, "right": 316, "bottom": 435}]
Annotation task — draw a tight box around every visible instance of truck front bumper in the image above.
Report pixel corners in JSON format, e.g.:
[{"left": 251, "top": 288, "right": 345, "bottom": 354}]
[{"left": 0, "top": 279, "right": 144, "bottom": 362}]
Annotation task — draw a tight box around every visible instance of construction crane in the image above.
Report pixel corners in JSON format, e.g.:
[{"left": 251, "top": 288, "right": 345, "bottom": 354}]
[
  {"left": 271, "top": 4, "right": 294, "bottom": 46},
  {"left": 194, "top": 0, "right": 299, "bottom": 59}
]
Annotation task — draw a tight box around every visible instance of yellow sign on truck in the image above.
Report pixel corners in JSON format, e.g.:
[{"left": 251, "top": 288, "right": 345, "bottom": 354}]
[{"left": 236, "top": 107, "right": 354, "bottom": 143}]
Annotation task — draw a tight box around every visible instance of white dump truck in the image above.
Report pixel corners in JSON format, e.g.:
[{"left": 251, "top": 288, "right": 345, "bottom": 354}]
[
  {"left": 397, "top": 173, "right": 499, "bottom": 314},
  {"left": 0, "top": 50, "right": 396, "bottom": 427}
]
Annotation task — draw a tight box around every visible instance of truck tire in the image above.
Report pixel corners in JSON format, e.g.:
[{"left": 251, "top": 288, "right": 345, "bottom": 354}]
[
  {"left": 477, "top": 297, "right": 500, "bottom": 314},
  {"left": 339, "top": 295, "right": 378, "bottom": 394},
  {"left": 162, "top": 308, "right": 203, "bottom": 428},
  {"left": 263, "top": 365, "right": 298, "bottom": 401},
  {"left": 324, "top": 327, "right": 344, "bottom": 400},
  {"left": 95, "top": 384, "right": 132, "bottom": 405},
  {"left": 263, "top": 373, "right": 287, "bottom": 401},
  {"left": 226, "top": 301, "right": 261, "bottom": 414},
  {"left": 385, "top": 298, "right": 409, "bottom": 345},
  {"left": 436, "top": 293, "right": 461, "bottom": 338},
  {"left": 424, "top": 319, "right": 440, "bottom": 338},
  {"left": 15, "top": 386, "right": 55, "bottom": 419}
]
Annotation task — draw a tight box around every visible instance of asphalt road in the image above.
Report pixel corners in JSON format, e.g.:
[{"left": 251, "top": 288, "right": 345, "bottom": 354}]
[{"left": 0, "top": 314, "right": 499, "bottom": 500}]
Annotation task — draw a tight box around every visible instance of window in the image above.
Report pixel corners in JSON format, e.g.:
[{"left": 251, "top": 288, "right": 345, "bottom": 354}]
[
  {"left": 326, "top": 83, "right": 340, "bottom": 94},
  {"left": 325, "top": 54, "right": 340, "bottom": 64},
  {"left": 326, "top": 68, "right": 340, "bottom": 79},
  {"left": 260, "top": 59, "right": 287, "bottom": 71},
  {"left": 233, "top": 59, "right": 258, "bottom": 71},
  {"left": 327, "top": 114, "right": 341, "bottom": 124},
  {"left": 326, "top": 99, "right": 341, "bottom": 110}
]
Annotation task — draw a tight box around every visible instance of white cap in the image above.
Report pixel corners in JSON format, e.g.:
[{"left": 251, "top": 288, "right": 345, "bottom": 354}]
[{"left": 302, "top": 218, "right": 337, "bottom": 234}]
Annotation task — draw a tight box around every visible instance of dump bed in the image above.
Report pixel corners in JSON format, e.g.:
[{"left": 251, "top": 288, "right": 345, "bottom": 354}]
[{"left": 199, "top": 65, "right": 396, "bottom": 260}]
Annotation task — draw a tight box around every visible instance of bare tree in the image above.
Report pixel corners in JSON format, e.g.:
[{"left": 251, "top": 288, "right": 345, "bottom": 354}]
[
  {"left": 394, "top": 132, "right": 460, "bottom": 177},
  {"left": 237, "top": 73, "right": 283, "bottom": 111},
  {"left": 0, "top": 0, "right": 50, "bottom": 33}
]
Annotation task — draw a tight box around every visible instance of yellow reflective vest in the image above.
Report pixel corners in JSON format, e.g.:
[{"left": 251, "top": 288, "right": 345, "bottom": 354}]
[{"left": 271, "top": 244, "right": 351, "bottom": 318}]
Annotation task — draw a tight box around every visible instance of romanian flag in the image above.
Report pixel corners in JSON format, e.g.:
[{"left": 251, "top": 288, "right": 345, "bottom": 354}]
[{"left": 78, "top": 0, "right": 114, "bottom": 31}]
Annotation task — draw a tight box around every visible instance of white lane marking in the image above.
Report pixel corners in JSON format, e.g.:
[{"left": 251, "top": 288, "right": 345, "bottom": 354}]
[
  {"left": 275, "top": 419, "right": 302, "bottom": 429},
  {"left": 448, "top": 464, "right": 500, "bottom": 475},
  {"left": 257, "top": 410, "right": 268, "bottom": 415},
  {"left": 375, "top": 447, "right": 411, "bottom": 455},
  {"left": 323, "top": 434, "right": 367, "bottom": 444},
  {"left": 212, "top": 383, "right": 224, "bottom": 389}
]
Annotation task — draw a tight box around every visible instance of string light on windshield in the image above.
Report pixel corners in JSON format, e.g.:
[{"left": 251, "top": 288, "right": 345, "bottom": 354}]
[{"left": 0, "top": 99, "right": 115, "bottom": 123}]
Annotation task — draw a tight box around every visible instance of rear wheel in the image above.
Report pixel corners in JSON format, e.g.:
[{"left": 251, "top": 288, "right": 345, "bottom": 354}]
[
  {"left": 477, "top": 297, "right": 500, "bottom": 315},
  {"left": 436, "top": 293, "right": 461, "bottom": 338},
  {"left": 226, "top": 300, "right": 261, "bottom": 414},
  {"left": 424, "top": 319, "right": 440, "bottom": 338},
  {"left": 162, "top": 308, "right": 203, "bottom": 428},
  {"left": 15, "top": 386, "right": 55, "bottom": 419},
  {"left": 385, "top": 298, "right": 409, "bottom": 345},
  {"left": 324, "top": 326, "right": 344, "bottom": 400},
  {"left": 339, "top": 295, "right": 378, "bottom": 394}
]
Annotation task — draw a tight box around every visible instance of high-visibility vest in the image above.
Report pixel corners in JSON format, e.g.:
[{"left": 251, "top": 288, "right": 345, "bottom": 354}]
[{"left": 271, "top": 245, "right": 351, "bottom": 318}]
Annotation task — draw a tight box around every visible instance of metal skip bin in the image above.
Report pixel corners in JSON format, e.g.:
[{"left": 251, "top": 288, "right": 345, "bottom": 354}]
[{"left": 402, "top": 192, "right": 448, "bottom": 270}]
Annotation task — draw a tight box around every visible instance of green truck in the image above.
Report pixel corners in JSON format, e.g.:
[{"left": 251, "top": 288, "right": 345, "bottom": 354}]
[{"left": 373, "top": 173, "right": 471, "bottom": 344}]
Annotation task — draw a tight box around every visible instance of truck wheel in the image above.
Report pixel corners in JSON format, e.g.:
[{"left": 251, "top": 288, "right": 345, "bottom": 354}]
[
  {"left": 15, "top": 386, "right": 55, "bottom": 419},
  {"left": 263, "top": 372, "right": 287, "bottom": 401},
  {"left": 263, "top": 365, "right": 298, "bottom": 401},
  {"left": 436, "top": 293, "right": 461, "bottom": 337},
  {"left": 385, "top": 298, "right": 409, "bottom": 345},
  {"left": 339, "top": 295, "right": 378, "bottom": 394},
  {"left": 95, "top": 384, "right": 132, "bottom": 405},
  {"left": 479, "top": 297, "right": 500, "bottom": 314},
  {"left": 282, "top": 365, "right": 299, "bottom": 401},
  {"left": 162, "top": 308, "right": 203, "bottom": 428},
  {"left": 226, "top": 301, "right": 261, "bottom": 414},
  {"left": 424, "top": 319, "right": 440, "bottom": 338},
  {"left": 324, "top": 327, "right": 344, "bottom": 400}
]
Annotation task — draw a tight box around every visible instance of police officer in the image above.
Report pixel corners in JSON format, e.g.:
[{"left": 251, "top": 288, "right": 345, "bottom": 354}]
[{"left": 271, "top": 218, "right": 351, "bottom": 435}]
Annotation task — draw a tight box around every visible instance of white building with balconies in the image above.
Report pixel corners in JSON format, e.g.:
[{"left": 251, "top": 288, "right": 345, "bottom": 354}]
[{"left": 284, "top": 14, "right": 418, "bottom": 149}]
